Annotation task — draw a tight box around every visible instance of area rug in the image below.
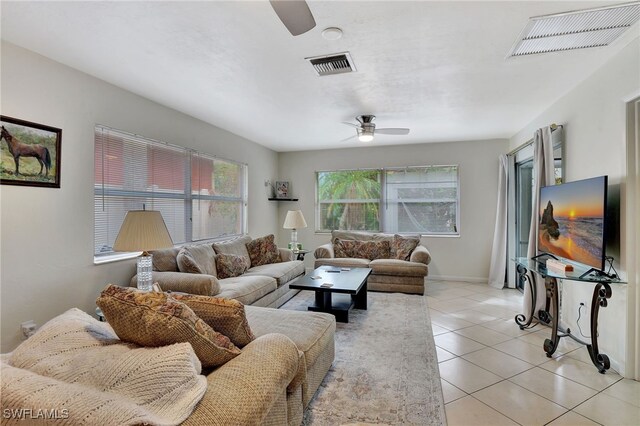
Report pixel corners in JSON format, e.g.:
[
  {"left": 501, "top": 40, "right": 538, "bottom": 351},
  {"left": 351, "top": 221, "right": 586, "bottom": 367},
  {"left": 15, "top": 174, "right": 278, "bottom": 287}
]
[{"left": 281, "top": 290, "right": 447, "bottom": 425}]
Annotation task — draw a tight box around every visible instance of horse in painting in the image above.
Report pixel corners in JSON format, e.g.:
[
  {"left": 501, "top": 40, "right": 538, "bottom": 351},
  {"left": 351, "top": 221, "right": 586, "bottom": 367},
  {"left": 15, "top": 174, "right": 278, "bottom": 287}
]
[{"left": 0, "top": 125, "right": 52, "bottom": 177}]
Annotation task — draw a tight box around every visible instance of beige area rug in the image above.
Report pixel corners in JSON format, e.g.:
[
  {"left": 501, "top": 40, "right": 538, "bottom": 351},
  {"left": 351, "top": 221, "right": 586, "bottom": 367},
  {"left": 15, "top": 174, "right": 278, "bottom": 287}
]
[{"left": 281, "top": 290, "right": 447, "bottom": 425}]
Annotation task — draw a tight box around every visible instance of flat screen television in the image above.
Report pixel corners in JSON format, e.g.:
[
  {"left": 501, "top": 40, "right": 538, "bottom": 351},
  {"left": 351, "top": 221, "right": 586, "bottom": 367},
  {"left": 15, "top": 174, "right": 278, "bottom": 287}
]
[{"left": 538, "top": 175, "right": 608, "bottom": 271}]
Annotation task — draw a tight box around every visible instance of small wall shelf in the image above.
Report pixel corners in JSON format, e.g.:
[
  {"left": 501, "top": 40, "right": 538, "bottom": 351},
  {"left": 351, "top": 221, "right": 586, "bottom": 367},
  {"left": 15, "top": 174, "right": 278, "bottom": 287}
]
[{"left": 268, "top": 198, "right": 299, "bottom": 201}]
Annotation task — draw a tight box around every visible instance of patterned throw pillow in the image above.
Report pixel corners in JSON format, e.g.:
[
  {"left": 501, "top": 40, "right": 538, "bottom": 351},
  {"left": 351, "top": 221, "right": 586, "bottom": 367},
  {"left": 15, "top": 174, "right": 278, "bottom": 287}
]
[
  {"left": 171, "top": 294, "right": 254, "bottom": 347},
  {"left": 96, "top": 285, "right": 241, "bottom": 368},
  {"left": 334, "top": 238, "right": 359, "bottom": 258},
  {"left": 391, "top": 234, "right": 420, "bottom": 260},
  {"left": 176, "top": 244, "right": 217, "bottom": 276},
  {"left": 334, "top": 239, "right": 391, "bottom": 260},
  {"left": 216, "top": 253, "right": 250, "bottom": 279},
  {"left": 245, "top": 234, "right": 280, "bottom": 267}
]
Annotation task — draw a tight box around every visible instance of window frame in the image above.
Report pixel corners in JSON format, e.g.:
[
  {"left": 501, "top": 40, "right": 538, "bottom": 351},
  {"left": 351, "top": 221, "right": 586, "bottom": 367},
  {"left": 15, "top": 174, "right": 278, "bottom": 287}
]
[
  {"left": 315, "top": 165, "right": 460, "bottom": 236},
  {"left": 94, "top": 125, "right": 248, "bottom": 263}
]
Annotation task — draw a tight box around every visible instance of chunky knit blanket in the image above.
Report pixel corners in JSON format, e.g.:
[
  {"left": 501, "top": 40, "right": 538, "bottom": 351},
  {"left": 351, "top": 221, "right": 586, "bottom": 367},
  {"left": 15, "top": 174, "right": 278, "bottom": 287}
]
[{"left": 1, "top": 308, "right": 207, "bottom": 425}]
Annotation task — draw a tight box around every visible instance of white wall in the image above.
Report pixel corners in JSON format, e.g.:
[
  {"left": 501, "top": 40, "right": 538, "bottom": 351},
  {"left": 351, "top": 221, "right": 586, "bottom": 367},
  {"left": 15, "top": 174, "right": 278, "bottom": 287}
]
[
  {"left": 509, "top": 37, "right": 640, "bottom": 375},
  {"left": 277, "top": 138, "right": 509, "bottom": 280},
  {"left": 0, "top": 42, "right": 280, "bottom": 352}
]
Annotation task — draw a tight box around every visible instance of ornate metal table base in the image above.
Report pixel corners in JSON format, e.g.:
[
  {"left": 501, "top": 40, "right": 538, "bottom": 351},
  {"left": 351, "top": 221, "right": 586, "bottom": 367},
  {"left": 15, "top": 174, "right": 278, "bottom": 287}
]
[
  {"left": 514, "top": 264, "right": 538, "bottom": 330},
  {"left": 514, "top": 263, "right": 612, "bottom": 374}
]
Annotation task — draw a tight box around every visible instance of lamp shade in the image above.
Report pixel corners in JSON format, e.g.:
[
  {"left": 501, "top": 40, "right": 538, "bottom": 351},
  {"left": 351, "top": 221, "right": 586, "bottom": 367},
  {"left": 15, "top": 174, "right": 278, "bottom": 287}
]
[
  {"left": 283, "top": 210, "right": 307, "bottom": 229},
  {"left": 113, "top": 210, "right": 174, "bottom": 252}
]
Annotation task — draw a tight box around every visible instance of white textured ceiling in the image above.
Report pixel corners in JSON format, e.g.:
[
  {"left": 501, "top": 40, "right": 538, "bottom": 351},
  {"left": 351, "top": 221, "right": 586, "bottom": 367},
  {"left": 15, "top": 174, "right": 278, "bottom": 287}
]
[{"left": 1, "top": 1, "right": 637, "bottom": 152}]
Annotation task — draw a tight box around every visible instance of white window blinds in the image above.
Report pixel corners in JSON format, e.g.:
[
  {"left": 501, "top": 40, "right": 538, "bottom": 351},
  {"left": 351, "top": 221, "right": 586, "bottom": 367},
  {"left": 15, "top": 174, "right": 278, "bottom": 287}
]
[{"left": 94, "top": 126, "right": 247, "bottom": 257}]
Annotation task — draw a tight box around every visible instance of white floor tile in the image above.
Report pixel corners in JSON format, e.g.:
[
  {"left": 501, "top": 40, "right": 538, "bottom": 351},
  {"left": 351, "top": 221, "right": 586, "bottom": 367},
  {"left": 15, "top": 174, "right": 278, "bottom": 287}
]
[
  {"left": 436, "top": 346, "right": 457, "bottom": 363},
  {"left": 602, "top": 379, "right": 640, "bottom": 407},
  {"left": 434, "top": 331, "right": 486, "bottom": 356},
  {"left": 546, "top": 411, "right": 601, "bottom": 425},
  {"left": 540, "top": 355, "right": 622, "bottom": 391},
  {"left": 481, "top": 318, "right": 540, "bottom": 338},
  {"left": 462, "top": 347, "right": 534, "bottom": 378},
  {"left": 430, "top": 324, "right": 449, "bottom": 336},
  {"left": 441, "top": 379, "right": 467, "bottom": 404},
  {"left": 454, "top": 325, "right": 512, "bottom": 346},
  {"left": 574, "top": 392, "right": 640, "bottom": 425},
  {"left": 473, "top": 381, "right": 568, "bottom": 426},
  {"left": 430, "top": 312, "right": 475, "bottom": 331},
  {"left": 508, "top": 367, "right": 598, "bottom": 409},
  {"left": 448, "top": 309, "right": 498, "bottom": 325},
  {"left": 438, "top": 358, "right": 502, "bottom": 393},
  {"left": 445, "top": 396, "right": 518, "bottom": 425},
  {"left": 493, "top": 338, "right": 558, "bottom": 366}
]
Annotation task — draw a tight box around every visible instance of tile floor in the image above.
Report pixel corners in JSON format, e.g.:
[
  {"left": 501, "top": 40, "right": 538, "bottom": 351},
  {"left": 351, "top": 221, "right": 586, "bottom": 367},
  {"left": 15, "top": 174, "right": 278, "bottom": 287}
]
[{"left": 426, "top": 280, "right": 640, "bottom": 426}]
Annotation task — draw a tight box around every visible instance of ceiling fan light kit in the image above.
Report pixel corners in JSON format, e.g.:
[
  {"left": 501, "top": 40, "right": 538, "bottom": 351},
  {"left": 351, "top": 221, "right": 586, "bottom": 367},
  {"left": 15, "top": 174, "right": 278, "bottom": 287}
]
[{"left": 343, "top": 115, "right": 410, "bottom": 143}]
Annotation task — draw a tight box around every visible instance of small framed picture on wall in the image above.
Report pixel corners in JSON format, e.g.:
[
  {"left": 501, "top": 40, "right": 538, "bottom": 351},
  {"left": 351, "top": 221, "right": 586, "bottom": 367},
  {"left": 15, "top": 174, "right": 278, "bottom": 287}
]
[
  {"left": 276, "top": 181, "right": 290, "bottom": 198},
  {"left": 1, "top": 115, "right": 62, "bottom": 188}
]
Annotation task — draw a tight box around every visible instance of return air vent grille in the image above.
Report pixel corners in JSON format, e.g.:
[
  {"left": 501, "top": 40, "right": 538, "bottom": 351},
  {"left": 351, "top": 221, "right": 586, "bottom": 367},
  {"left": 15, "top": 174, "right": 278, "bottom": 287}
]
[
  {"left": 508, "top": 2, "right": 640, "bottom": 57},
  {"left": 306, "top": 52, "right": 356, "bottom": 76}
]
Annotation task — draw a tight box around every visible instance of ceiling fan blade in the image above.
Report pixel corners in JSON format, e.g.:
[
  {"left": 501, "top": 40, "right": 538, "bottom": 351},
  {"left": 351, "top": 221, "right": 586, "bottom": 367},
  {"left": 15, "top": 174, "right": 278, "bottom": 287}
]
[
  {"left": 340, "top": 135, "right": 358, "bottom": 143},
  {"left": 341, "top": 122, "right": 360, "bottom": 128},
  {"left": 269, "top": 0, "right": 316, "bottom": 36},
  {"left": 376, "top": 128, "right": 410, "bottom": 135}
]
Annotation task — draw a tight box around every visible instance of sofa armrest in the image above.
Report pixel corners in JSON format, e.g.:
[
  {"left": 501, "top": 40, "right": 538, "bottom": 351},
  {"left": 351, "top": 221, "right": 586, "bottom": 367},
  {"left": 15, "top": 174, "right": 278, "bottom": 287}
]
[
  {"left": 410, "top": 245, "right": 431, "bottom": 265},
  {"left": 278, "top": 247, "right": 294, "bottom": 262},
  {"left": 130, "top": 271, "right": 220, "bottom": 296},
  {"left": 184, "top": 333, "right": 300, "bottom": 426},
  {"left": 314, "top": 243, "right": 334, "bottom": 259}
]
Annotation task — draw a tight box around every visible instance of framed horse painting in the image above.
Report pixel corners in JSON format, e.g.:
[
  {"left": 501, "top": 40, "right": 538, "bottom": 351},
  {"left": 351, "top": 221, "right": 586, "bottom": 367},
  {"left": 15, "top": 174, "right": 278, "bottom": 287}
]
[{"left": 0, "top": 115, "right": 62, "bottom": 188}]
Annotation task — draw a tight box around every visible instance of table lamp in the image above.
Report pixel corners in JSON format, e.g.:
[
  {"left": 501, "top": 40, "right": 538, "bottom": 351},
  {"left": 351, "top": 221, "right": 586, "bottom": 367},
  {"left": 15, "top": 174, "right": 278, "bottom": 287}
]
[
  {"left": 283, "top": 210, "right": 307, "bottom": 252},
  {"left": 113, "top": 209, "right": 173, "bottom": 292}
]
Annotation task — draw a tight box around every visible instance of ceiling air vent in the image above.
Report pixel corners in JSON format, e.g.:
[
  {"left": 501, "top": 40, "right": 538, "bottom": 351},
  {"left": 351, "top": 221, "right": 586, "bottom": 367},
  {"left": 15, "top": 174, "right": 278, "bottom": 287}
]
[
  {"left": 306, "top": 52, "right": 356, "bottom": 76},
  {"left": 507, "top": 2, "right": 640, "bottom": 57}
]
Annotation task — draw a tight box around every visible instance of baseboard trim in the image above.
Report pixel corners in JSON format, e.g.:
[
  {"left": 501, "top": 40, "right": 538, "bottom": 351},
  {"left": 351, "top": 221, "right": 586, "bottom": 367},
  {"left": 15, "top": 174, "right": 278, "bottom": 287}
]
[{"left": 429, "top": 275, "right": 488, "bottom": 284}]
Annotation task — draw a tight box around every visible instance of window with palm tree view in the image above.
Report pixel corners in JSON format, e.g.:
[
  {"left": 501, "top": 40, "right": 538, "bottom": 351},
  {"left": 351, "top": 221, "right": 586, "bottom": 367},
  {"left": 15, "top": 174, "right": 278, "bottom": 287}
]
[{"left": 316, "top": 166, "right": 459, "bottom": 235}]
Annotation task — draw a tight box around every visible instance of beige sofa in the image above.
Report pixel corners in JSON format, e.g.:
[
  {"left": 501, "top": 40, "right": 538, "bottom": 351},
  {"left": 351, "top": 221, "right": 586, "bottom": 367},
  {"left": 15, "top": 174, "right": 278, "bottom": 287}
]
[
  {"left": 3, "top": 303, "right": 336, "bottom": 425},
  {"left": 131, "top": 235, "right": 305, "bottom": 308},
  {"left": 314, "top": 230, "right": 431, "bottom": 295}
]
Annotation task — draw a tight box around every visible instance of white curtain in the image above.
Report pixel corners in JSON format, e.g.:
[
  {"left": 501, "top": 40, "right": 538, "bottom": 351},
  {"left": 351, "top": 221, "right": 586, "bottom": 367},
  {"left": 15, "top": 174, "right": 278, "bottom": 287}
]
[
  {"left": 523, "top": 126, "right": 555, "bottom": 321},
  {"left": 488, "top": 154, "right": 509, "bottom": 288}
]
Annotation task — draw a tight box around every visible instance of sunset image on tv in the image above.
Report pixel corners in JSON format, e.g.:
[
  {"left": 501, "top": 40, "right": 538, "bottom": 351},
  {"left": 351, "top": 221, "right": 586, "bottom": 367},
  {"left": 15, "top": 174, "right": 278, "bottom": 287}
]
[{"left": 538, "top": 176, "right": 607, "bottom": 269}]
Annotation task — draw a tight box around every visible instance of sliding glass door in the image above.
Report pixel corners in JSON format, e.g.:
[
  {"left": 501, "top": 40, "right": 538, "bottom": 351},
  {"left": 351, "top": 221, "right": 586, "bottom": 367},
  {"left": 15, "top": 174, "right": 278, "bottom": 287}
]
[{"left": 515, "top": 160, "right": 533, "bottom": 291}]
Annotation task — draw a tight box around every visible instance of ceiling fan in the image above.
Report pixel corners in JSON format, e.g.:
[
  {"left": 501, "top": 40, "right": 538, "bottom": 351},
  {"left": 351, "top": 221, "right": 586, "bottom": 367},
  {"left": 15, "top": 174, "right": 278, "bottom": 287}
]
[
  {"left": 342, "top": 115, "right": 410, "bottom": 142},
  {"left": 270, "top": 0, "right": 316, "bottom": 36}
]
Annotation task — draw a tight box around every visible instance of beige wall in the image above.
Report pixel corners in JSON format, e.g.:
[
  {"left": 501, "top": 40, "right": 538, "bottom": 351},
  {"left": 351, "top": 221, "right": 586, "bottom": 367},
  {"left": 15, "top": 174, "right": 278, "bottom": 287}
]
[
  {"left": 0, "top": 42, "right": 280, "bottom": 352},
  {"left": 277, "top": 138, "right": 509, "bottom": 280},
  {"left": 509, "top": 37, "right": 640, "bottom": 376}
]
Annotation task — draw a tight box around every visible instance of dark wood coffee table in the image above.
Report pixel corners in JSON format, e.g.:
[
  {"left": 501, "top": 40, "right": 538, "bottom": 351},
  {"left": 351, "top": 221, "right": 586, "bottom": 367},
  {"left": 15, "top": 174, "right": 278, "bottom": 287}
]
[{"left": 289, "top": 266, "right": 372, "bottom": 323}]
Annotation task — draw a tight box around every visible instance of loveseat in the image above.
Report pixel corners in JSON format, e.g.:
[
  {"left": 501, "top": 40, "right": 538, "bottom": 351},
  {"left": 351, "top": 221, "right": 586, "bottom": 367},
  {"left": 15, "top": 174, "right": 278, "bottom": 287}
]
[
  {"left": 131, "top": 235, "right": 305, "bottom": 308},
  {"left": 314, "top": 230, "right": 431, "bottom": 295},
  {"left": 2, "top": 292, "right": 336, "bottom": 425}
]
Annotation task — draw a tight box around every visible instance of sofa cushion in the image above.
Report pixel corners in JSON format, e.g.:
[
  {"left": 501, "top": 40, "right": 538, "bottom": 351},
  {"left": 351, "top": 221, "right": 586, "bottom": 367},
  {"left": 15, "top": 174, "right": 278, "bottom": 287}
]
[
  {"left": 245, "top": 306, "right": 335, "bottom": 405},
  {"left": 149, "top": 246, "right": 181, "bottom": 272},
  {"left": 171, "top": 293, "right": 255, "bottom": 347},
  {"left": 216, "top": 275, "right": 278, "bottom": 305},
  {"left": 314, "top": 258, "right": 371, "bottom": 268},
  {"left": 246, "top": 234, "right": 280, "bottom": 267},
  {"left": 213, "top": 235, "right": 252, "bottom": 259},
  {"left": 334, "top": 239, "right": 390, "bottom": 260},
  {"left": 96, "top": 285, "right": 241, "bottom": 368},
  {"left": 244, "top": 260, "right": 305, "bottom": 286},
  {"left": 369, "top": 259, "right": 428, "bottom": 277},
  {"left": 176, "top": 244, "right": 217, "bottom": 276},
  {"left": 216, "top": 253, "right": 251, "bottom": 279},
  {"left": 391, "top": 234, "right": 420, "bottom": 260}
]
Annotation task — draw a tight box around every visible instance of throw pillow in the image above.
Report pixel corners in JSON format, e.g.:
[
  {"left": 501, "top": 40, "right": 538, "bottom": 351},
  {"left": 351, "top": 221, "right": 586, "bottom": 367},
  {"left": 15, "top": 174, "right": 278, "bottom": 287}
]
[
  {"left": 216, "top": 253, "right": 250, "bottom": 279},
  {"left": 360, "top": 240, "right": 391, "bottom": 260},
  {"left": 176, "top": 244, "right": 217, "bottom": 276},
  {"left": 171, "top": 294, "right": 255, "bottom": 347},
  {"left": 391, "top": 234, "right": 420, "bottom": 260},
  {"left": 96, "top": 284, "right": 241, "bottom": 368},
  {"left": 334, "top": 238, "right": 359, "bottom": 258},
  {"left": 245, "top": 234, "right": 280, "bottom": 267}
]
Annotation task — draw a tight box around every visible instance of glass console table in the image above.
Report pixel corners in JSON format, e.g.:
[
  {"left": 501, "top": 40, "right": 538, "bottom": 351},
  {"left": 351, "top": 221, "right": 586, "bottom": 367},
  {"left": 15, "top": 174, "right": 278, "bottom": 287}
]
[{"left": 512, "top": 257, "right": 626, "bottom": 373}]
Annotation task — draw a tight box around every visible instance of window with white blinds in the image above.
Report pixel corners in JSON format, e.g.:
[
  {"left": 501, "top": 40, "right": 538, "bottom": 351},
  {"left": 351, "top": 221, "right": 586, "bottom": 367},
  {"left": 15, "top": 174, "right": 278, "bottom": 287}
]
[{"left": 94, "top": 126, "right": 247, "bottom": 257}]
